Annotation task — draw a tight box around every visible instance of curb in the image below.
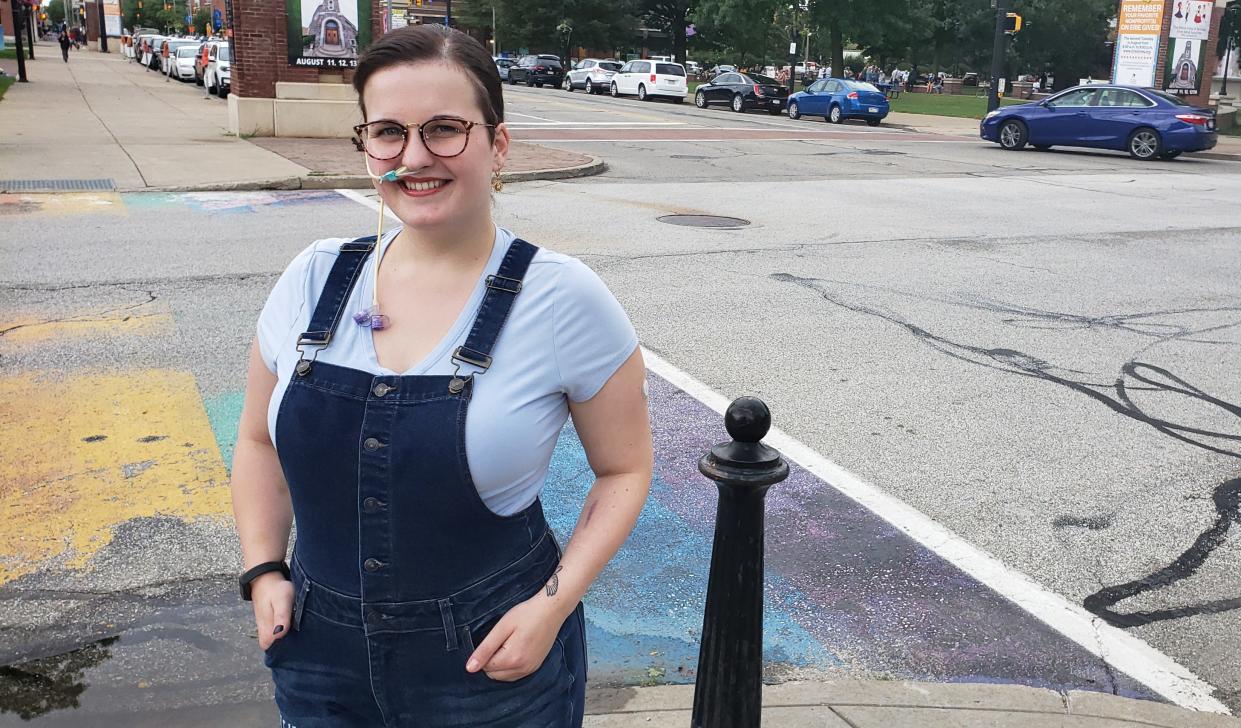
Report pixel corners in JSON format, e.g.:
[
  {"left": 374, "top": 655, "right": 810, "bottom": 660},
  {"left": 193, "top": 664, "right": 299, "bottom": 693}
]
[{"left": 130, "top": 156, "right": 607, "bottom": 193}]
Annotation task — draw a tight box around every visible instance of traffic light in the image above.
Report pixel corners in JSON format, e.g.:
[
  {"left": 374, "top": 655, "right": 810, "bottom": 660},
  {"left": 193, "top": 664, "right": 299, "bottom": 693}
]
[{"left": 1004, "top": 12, "right": 1022, "bottom": 34}]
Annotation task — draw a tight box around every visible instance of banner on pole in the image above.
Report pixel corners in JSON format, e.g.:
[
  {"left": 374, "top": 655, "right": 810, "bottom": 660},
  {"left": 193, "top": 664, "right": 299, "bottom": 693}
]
[{"left": 286, "top": 0, "right": 372, "bottom": 68}]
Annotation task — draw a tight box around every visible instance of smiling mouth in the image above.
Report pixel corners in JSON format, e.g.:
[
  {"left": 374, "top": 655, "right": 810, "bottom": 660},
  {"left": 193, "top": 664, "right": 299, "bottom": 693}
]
[{"left": 398, "top": 179, "right": 448, "bottom": 192}]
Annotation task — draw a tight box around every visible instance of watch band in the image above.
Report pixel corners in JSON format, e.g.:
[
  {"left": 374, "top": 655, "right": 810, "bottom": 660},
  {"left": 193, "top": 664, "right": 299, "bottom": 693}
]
[{"left": 239, "top": 561, "right": 290, "bottom": 601}]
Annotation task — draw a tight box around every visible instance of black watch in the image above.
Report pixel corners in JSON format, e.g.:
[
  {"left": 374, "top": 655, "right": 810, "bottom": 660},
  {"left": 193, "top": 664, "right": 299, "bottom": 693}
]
[{"left": 239, "top": 561, "right": 290, "bottom": 601}]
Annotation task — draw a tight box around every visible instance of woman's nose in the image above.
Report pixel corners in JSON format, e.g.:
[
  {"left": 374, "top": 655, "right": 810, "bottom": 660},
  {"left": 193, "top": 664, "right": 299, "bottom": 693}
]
[{"left": 399, "top": 129, "right": 437, "bottom": 171}]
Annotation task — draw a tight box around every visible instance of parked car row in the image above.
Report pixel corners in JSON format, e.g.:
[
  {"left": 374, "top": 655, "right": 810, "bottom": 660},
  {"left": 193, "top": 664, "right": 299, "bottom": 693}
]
[
  {"left": 128, "top": 32, "right": 231, "bottom": 97},
  {"left": 495, "top": 55, "right": 894, "bottom": 125}
]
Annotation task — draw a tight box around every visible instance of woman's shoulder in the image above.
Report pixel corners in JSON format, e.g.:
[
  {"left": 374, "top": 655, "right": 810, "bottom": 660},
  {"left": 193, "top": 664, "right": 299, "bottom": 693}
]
[
  {"left": 278, "top": 235, "right": 376, "bottom": 283},
  {"left": 517, "top": 240, "right": 608, "bottom": 299}
]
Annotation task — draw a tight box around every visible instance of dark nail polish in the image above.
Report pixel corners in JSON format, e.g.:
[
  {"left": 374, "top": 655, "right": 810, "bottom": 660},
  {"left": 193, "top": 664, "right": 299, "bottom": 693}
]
[{"left": 273, "top": 625, "right": 284, "bottom": 635}]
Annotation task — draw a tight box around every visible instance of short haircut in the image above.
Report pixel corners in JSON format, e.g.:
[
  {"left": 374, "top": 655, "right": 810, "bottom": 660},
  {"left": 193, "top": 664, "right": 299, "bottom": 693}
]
[{"left": 353, "top": 25, "right": 503, "bottom": 138}]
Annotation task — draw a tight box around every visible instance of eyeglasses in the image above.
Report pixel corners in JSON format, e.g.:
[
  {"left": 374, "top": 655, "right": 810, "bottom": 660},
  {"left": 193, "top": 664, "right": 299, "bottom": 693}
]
[{"left": 351, "top": 116, "right": 495, "bottom": 160}]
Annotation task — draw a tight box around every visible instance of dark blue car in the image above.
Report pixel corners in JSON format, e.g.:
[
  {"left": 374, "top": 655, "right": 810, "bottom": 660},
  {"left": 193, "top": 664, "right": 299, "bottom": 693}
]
[
  {"left": 980, "top": 85, "right": 1217, "bottom": 160},
  {"left": 788, "top": 78, "right": 890, "bottom": 126}
]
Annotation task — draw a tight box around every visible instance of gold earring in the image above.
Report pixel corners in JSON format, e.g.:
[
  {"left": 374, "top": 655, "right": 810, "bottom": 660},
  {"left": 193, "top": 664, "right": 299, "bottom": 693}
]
[{"left": 491, "top": 170, "right": 504, "bottom": 192}]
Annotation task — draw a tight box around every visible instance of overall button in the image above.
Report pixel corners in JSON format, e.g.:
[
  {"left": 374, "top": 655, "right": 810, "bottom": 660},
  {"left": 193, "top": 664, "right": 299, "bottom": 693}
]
[
  {"left": 363, "top": 558, "right": 385, "bottom": 572},
  {"left": 362, "top": 497, "right": 386, "bottom": 513},
  {"left": 363, "top": 437, "right": 383, "bottom": 451},
  {"left": 372, "top": 383, "right": 393, "bottom": 397}
]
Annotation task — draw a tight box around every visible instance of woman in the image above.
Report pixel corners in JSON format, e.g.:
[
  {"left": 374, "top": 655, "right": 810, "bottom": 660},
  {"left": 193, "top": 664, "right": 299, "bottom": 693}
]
[{"left": 230, "top": 24, "right": 653, "bottom": 728}]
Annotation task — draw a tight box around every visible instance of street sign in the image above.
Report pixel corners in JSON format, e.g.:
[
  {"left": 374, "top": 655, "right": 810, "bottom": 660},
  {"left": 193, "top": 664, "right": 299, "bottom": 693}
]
[{"left": 788, "top": 42, "right": 796, "bottom": 55}]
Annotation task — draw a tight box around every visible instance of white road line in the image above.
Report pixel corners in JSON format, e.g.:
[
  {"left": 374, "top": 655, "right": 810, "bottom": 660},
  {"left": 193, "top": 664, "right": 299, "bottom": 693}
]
[
  {"left": 506, "top": 111, "right": 563, "bottom": 122},
  {"left": 335, "top": 188, "right": 401, "bottom": 221},
  {"left": 639, "top": 346, "right": 1230, "bottom": 715},
  {"left": 331, "top": 187, "right": 1230, "bottom": 715},
  {"left": 526, "top": 137, "right": 967, "bottom": 144},
  {"left": 506, "top": 122, "right": 689, "bottom": 128}
]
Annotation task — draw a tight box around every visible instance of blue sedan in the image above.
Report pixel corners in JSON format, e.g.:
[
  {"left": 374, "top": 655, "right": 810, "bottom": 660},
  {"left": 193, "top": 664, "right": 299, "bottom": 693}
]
[
  {"left": 788, "top": 78, "right": 890, "bottom": 126},
  {"left": 980, "top": 85, "right": 1217, "bottom": 160}
]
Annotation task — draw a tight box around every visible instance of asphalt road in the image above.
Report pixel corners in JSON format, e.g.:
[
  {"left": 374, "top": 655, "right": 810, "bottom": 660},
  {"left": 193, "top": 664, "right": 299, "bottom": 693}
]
[{"left": 1, "top": 84, "right": 1239, "bottom": 723}]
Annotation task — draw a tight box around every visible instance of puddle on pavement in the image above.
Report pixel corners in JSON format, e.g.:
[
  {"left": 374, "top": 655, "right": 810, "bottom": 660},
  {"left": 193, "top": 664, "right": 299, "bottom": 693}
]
[
  {"left": 0, "top": 637, "right": 118, "bottom": 720},
  {"left": 0, "top": 578, "right": 275, "bottom": 725}
]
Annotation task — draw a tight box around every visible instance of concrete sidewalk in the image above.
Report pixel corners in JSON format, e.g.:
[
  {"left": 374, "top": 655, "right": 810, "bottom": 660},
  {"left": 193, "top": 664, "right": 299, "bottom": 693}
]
[
  {"left": 588, "top": 681, "right": 1240, "bottom": 727},
  {"left": 0, "top": 43, "right": 602, "bottom": 192}
]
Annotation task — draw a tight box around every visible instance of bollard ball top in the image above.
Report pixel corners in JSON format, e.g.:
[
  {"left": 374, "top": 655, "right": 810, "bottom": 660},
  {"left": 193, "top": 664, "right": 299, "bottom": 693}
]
[{"left": 725, "top": 397, "right": 771, "bottom": 443}]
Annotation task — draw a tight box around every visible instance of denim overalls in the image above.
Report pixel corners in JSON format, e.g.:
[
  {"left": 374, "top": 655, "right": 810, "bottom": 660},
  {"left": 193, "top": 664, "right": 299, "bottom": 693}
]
[{"left": 266, "top": 236, "right": 588, "bottom": 727}]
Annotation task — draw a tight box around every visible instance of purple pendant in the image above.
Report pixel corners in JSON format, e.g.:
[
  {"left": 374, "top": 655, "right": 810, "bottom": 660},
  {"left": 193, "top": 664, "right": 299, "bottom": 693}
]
[{"left": 353, "top": 307, "right": 389, "bottom": 329}]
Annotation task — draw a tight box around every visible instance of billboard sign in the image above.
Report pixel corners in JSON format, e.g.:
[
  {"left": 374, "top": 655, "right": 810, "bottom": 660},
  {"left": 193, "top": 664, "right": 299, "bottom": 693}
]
[{"left": 1111, "top": 0, "right": 1164, "bottom": 87}]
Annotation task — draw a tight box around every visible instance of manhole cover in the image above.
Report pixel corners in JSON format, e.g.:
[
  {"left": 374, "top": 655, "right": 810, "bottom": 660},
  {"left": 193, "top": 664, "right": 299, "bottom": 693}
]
[
  {"left": 0, "top": 179, "right": 117, "bottom": 193},
  {"left": 657, "top": 214, "right": 751, "bottom": 228}
]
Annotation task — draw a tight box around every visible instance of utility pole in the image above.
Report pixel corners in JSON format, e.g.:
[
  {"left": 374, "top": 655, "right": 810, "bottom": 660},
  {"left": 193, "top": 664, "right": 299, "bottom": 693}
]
[
  {"left": 97, "top": 0, "right": 107, "bottom": 52},
  {"left": 987, "top": 0, "right": 1009, "bottom": 113},
  {"left": 13, "top": 0, "right": 29, "bottom": 81},
  {"left": 24, "top": 1, "right": 35, "bottom": 58}
]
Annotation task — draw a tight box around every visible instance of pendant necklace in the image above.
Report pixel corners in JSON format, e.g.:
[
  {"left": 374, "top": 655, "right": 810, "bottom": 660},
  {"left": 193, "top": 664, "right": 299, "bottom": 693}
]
[{"left": 353, "top": 196, "right": 394, "bottom": 330}]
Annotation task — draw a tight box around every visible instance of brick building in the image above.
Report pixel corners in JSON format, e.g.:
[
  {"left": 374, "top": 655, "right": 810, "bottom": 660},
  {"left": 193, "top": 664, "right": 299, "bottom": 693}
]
[{"left": 228, "top": 0, "right": 494, "bottom": 136}]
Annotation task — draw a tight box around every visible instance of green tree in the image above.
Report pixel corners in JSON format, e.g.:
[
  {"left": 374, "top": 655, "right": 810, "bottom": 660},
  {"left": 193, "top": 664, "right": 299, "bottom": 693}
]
[
  {"left": 1219, "top": 0, "right": 1240, "bottom": 61},
  {"left": 690, "top": 0, "right": 783, "bottom": 68},
  {"left": 48, "top": 0, "right": 66, "bottom": 26},
  {"left": 1008, "top": 0, "right": 1114, "bottom": 89},
  {"left": 460, "top": 0, "right": 636, "bottom": 58},
  {"left": 193, "top": 6, "right": 211, "bottom": 35},
  {"left": 637, "top": 0, "right": 693, "bottom": 64}
]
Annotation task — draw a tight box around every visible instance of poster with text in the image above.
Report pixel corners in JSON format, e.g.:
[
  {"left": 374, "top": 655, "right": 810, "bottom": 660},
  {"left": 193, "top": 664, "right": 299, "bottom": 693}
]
[
  {"left": 1169, "top": 0, "right": 1213, "bottom": 41},
  {"left": 1112, "top": 34, "right": 1160, "bottom": 87},
  {"left": 1112, "top": 0, "right": 1164, "bottom": 86},
  {"left": 1164, "top": 36, "right": 1205, "bottom": 94},
  {"left": 286, "top": 0, "right": 372, "bottom": 69}
]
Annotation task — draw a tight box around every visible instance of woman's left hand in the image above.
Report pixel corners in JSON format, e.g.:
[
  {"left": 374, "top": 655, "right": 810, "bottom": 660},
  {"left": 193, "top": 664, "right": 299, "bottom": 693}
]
[{"left": 465, "top": 596, "right": 565, "bottom": 682}]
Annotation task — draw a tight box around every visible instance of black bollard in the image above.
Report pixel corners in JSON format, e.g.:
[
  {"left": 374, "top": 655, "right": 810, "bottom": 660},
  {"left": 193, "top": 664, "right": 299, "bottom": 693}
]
[{"left": 691, "top": 397, "right": 789, "bottom": 728}]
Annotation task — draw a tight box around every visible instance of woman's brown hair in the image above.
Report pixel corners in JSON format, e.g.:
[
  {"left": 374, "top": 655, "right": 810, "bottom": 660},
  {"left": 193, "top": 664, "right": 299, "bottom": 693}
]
[{"left": 352, "top": 24, "right": 504, "bottom": 138}]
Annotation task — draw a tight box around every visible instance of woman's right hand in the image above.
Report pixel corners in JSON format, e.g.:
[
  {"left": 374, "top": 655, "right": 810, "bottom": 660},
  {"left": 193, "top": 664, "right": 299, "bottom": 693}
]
[{"left": 251, "top": 571, "right": 295, "bottom": 650}]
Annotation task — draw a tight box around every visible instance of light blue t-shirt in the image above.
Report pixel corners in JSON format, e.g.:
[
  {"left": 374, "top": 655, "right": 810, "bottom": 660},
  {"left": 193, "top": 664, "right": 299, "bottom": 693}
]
[{"left": 257, "top": 226, "right": 638, "bottom": 516}]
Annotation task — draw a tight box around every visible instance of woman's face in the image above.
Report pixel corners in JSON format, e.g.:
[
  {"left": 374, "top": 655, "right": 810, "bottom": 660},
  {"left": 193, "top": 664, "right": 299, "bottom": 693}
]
[{"left": 361, "top": 62, "right": 509, "bottom": 233}]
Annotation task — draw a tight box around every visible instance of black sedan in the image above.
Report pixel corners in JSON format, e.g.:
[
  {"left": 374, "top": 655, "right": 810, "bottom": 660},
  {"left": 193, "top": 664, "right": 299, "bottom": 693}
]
[
  {"left": 508, "top": 54, "right": 565, "bottom": 88},
  {"left": 693, "top": 72, "right": 789, "bottom": 114}
]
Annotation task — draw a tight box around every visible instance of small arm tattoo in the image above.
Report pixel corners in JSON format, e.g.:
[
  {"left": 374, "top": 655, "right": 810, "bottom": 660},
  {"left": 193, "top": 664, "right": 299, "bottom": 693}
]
[{"left": 545, "top": 565, "right": 563, "bottom": 597}]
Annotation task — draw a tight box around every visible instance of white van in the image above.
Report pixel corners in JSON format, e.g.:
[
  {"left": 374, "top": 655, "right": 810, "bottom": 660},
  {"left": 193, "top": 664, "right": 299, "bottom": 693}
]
[{"left": 609, "top": 60, "right": 687, "bottom": 102}]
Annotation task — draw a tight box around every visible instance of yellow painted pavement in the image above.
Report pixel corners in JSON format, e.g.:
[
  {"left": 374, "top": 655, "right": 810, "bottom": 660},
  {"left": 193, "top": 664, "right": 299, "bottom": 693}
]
[
  {"left": 0, "top": 192, "right": 127, "bottom": 217},
  {"left": 1, "top": 313, "right": 173, "bottom": 346},
  {"left": 0, "top": 370, "right": 231, "bottom": 586}
]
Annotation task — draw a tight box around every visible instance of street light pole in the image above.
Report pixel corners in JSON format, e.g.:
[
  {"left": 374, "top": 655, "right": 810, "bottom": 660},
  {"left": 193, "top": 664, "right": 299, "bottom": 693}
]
[
  {"left": 987, "top": 0, "right": 1009, "bottom": 113},
  {"left": 12, "top": 0, "right": 29, "bottom": 82}
]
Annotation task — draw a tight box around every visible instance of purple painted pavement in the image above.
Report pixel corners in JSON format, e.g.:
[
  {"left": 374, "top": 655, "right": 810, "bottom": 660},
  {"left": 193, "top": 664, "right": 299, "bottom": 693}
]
[{"left": 645, "top": 372, "right": 1161, "bottom": 699}]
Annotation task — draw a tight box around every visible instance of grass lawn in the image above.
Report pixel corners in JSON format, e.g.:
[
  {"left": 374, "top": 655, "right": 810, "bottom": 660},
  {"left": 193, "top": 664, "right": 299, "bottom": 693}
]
[
  {"left": 888, "top": 92, "right": 1028, "bottom": 119},
  {"left": 0, "top": 75, "right": 15, "bottom": 102},
  {"left": 1219, "top": 123, "right": 1241, "bottom": 137},
  {"left": 0, "top": 47, "right": 25, "bottom": 60}
]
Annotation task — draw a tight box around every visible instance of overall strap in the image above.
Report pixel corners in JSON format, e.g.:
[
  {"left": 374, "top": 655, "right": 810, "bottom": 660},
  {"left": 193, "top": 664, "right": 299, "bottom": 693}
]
[
  {"left": 449, "top": 238, "right": 538, "bottom": 392},
  {"left": 294, "top": 236, "right": 377, "bottom": 375}
]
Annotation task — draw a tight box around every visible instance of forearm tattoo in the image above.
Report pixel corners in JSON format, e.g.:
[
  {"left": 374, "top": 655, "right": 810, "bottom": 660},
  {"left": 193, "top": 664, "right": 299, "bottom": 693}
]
[{"left": 545, "top": 565, "right": 563, "bottom": 597}]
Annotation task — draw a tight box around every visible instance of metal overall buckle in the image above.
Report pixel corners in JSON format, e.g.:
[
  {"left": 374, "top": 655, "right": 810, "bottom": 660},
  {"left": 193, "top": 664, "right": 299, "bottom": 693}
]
[
  {"left": 294, "top": 331, "right": 331, "bottom": 376},
  {"left": 448, "top": 346, "right": 492, "bottom": 394}
]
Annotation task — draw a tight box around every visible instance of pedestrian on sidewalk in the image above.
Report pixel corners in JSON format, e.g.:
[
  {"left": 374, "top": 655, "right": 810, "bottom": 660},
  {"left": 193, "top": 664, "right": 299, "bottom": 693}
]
[
  {"left": 231, "top": 22, "right": 652, "bottom": 728},
  {"left": 58, "top": 29, "right": 72, "bottom": 62}
]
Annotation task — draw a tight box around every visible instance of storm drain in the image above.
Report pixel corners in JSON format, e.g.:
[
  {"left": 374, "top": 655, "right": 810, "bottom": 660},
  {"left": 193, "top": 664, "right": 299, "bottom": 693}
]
[
  {"left": 0, "top": 179, "right": 117, "bottom": 193},
  {"left": 657, "top": 214, "right": 751, "bottom": 229}
]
